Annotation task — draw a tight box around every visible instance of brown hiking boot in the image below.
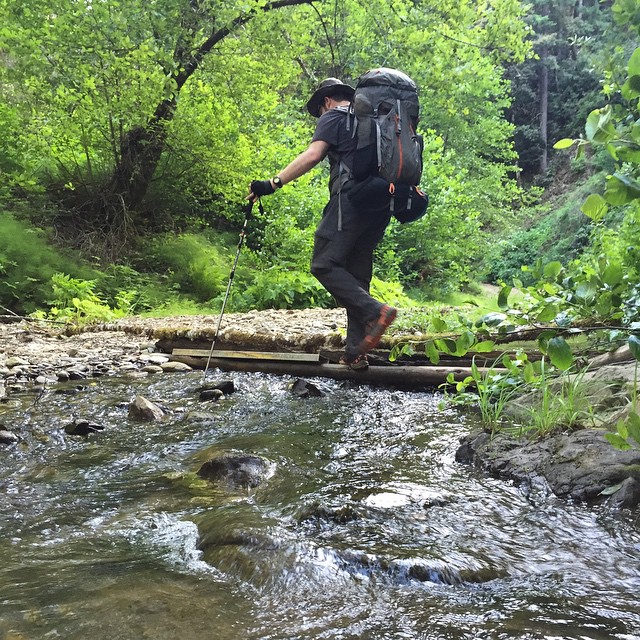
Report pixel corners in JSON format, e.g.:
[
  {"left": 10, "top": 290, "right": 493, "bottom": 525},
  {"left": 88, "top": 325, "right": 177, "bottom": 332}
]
[
  {"left": 359, "top": 305, "right": 397, "bottom": 354},
  {"left": 339, "top": 353, "right": 369, "bottom": 371}
]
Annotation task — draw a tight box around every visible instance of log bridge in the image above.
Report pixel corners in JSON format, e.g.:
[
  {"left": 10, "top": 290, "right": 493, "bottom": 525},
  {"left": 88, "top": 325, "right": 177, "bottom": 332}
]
[{"left": 170, "top": 347, "right": 492, "bottom": 388}]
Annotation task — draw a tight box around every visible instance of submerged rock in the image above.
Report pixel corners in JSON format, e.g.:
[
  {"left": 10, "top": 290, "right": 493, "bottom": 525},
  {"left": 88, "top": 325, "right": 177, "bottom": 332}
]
[
  {"left": 64, "top": 419, "right": 105, "bottom": 436},
  {"left": 197, "top": 379, "right": 235, "bottom": 401},
  {"left": 208, "top": 379, "right": 235, "bottom": 395},
  {"left": 197, "top": 453, "right": 273, "bottom": 489}
]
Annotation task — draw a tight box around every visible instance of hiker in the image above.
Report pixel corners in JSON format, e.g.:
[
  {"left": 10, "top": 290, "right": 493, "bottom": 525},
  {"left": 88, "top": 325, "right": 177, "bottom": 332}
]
[{"left": 248, "top": 77, "right": 397, "bottom": 370}]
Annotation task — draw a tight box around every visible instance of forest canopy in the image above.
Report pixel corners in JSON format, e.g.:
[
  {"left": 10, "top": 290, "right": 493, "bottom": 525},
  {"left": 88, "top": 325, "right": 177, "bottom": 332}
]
[{"left": 1, "top": 0, "right": 637, "bottom": 323}]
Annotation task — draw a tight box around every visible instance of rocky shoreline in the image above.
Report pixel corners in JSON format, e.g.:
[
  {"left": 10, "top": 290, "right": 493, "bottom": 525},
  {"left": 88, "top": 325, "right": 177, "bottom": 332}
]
[{"left": 1, "top": 312, "right": 639, "bottom": 510}]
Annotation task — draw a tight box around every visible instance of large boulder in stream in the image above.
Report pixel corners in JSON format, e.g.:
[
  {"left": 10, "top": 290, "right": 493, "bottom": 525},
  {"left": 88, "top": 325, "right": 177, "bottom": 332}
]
[
  {"left": 197, "top": 453, "right": 274, "bottom": 489},
  {"left": 456, "top": 428, "right": 640, "bottom": 508},
  {"left": 456, "top": 357, "right": 640, "bottom": 509}
]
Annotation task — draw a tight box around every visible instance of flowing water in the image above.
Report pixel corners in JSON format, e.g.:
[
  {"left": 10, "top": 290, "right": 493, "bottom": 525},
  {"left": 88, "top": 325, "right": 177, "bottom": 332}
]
[{"left": 1, "top": 371, "right": 639, "bottom": 640}]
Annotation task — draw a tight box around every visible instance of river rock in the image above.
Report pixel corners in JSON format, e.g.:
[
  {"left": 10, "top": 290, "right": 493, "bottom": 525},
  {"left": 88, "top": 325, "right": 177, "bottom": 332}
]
[
  {"left": 161, "top": 361, "right": 192, "bottom": 372},
  {"left": 290, "top": 378, "right": 324, "bottom": 398},
  {"left": 199, "top": 388, "right": 224, "bottom": 402},
  {"left": 456, "top": 428, "right": 640, "bottom": 507},
  {"left": 5, "top": 356, "right": 29, "bottom": 368},
  {"left": 209, "top": 379, "right": 235, "bottom": 395},
  {"left": 141, "top": 364, "right": 164, "bottom": 374},
  {"left": 197, "top": 453, "right": 273, "bottom": 489},
  {"left": 0, "top": 429, "right": 19, "bottom": 444},
  {"left": 64, "top": 419, "right": 105, "bottom": 436},
  {"left": 198, "top": 380, "right": 235, "bottom": 396},
  {"left": 128, "top": 395, "right": 165, "bottom": 421}
]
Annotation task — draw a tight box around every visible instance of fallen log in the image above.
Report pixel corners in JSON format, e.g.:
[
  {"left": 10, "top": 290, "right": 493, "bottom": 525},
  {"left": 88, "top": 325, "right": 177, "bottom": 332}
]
[{"left": 170, "top": 353, "right": 486, "bottom": 388}]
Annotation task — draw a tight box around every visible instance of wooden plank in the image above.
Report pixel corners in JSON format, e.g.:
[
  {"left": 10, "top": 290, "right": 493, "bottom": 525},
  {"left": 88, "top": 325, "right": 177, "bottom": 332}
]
[{"left": 172, "top": 348, "right": 322, "bottom": 363}]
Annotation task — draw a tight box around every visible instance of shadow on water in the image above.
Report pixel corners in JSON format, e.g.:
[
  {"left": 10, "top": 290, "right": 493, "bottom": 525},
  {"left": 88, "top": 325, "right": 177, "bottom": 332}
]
[{"left": 1, "top": 370, "right": 639, "bottom": 639}]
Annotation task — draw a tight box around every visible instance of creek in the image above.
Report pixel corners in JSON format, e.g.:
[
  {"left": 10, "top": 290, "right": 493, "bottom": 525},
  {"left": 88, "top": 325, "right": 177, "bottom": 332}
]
[{"left": 1, "top": 371, "right": 639, "bottom": 639}]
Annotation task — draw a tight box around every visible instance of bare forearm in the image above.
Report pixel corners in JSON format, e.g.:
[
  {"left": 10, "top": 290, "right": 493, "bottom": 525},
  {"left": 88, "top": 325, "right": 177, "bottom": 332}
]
[
  {"left": 249, "top": 140, "right": 328, "bottom": 201},
  {"left": 273, "top": 141, "right": 328, "bottom": 187}
]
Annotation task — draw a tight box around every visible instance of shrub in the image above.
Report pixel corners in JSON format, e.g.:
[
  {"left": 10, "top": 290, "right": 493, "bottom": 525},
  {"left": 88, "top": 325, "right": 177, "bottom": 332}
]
[
  {"left": 141, "top": 233, "right": 237, "bottom": 303},
  {"left": 0, "top": 210, "right": 94, "bottom": 314}
]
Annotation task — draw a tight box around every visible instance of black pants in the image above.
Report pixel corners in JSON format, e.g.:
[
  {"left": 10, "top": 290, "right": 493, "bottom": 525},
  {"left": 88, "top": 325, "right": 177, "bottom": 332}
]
[{"left": 311, "top": 193, "right": 391, "bottom": 358}]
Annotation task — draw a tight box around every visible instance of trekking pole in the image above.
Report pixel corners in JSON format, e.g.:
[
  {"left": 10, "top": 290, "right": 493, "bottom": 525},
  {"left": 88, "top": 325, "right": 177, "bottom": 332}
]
[{"left": 202, "top": 199, "right": 260, "bottom": 381}]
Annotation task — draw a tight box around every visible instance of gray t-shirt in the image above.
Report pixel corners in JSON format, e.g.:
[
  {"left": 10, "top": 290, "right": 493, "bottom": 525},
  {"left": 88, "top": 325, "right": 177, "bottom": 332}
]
[{"left": 311, "top": 107, "right": 356, "bottom": 194}]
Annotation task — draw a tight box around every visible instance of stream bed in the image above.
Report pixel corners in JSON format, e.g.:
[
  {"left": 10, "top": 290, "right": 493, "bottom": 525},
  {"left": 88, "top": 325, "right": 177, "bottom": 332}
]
[{"left": 1, "top": 371, "right": 639, "bottom": 639}]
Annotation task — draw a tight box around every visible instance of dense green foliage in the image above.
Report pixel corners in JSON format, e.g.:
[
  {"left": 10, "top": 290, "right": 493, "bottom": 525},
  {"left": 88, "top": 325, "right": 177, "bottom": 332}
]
[
  {"left": 0, "top": 0, "right": 532, "bottom": 311},
  {"left": 0, "top": 0, "right": 638, "bottom": 351},
  {"left": 506, "top": 0, "right": 612, "bottom": 180},
  {"left": 0, "top": 211, "right": 94, "bottom": 314}
]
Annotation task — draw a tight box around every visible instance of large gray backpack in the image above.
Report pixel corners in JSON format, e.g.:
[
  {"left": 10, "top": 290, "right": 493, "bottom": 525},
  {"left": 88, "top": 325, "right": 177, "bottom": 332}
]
[{"left": 350, "top": 68, "right": 423, "bottom": 186}]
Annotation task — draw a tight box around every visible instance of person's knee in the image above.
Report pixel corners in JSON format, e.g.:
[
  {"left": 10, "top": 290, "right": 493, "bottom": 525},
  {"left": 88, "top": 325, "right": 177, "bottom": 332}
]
[
  {"left": 310, "top": 260, "right": 329, "bottom": 280},
  {"left": 310, "top": 250, "right": 333, "bottom": 278}
]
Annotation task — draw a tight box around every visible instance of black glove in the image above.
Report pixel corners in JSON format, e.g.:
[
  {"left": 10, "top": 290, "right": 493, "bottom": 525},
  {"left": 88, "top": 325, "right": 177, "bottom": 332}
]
[{"left": 250, "top": 179, "right": 275, "bottom": 197}]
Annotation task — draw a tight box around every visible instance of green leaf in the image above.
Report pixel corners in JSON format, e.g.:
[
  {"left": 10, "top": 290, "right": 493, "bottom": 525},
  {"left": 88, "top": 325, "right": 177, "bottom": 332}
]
[
  {"left": 580, "top": 193, "right": 608, "bottom": 222},
  {"left": 599, "top": 482, "right": 624, "bottom": 495},
  {"left": 604, "top": 434, "right": 631, "bottom": 451},
  {"left": 602, "top": 262, "right": 624, "bottom": 287},
  {"left": 616, "top": 144, "right": 640, "bottom": 163},
  {"left": 497, "top": 285, "right": 511, "bottom": 310},
  {"left": 629, "top": 335, "right": 640, "bottom": 361},
  {"left": 553, "top": 138, "right": 576, "bottom": 149},
  {"left": 435, "top": 338, "right": 457, "bottom": 355},
  {"left": 477, "top": 312, "right": 506, "bottom": 327},
  {"left": 535, "top": 303, "right": 559, "bottom": 323},
  {"left": 473, "top": 340, "right": 496, "bottom": 353},
  {"left": 425, "top": 341, "right": 440, "bottom": 365},
  {"left": 542, "top": 261, "right": 563, "bottom": 279},
  {"left": 629, "top": 47, "right": 640, "bottom": 76},
  {"left": 537, "top": 329, "right": 557, "bottom": 354},
  {"left": 548, "top": 336, "right": 573, "bottom": 371},
  {"left": 454, "top": 331, "right": 476, "bottom": 355},
  {"left": 523, "top": 362, "right": 536, "bottom": 384},
  {"left": 621, "top": 76, "right": 640, "bottom": 100},
  {"left": 605, "top": 174, "right": 640, "bottom": 206},
  {"left": 431, "top": 317, "right": 448, "bottom": 333},
  {"left": 627, "top": 412, "right": 640, "bottom": 444},
  {"left": 585, "top": 106, "right": 616, "bottom": 143},
  {"left": 575, "top": 280, "right": 598, "bottom": 302}
]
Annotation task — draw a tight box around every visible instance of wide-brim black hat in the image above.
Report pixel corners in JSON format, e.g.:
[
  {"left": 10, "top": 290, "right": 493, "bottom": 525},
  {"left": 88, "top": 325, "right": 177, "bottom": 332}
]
[{"left": 306, "top": 77, "right": 355, "bottom": 117}]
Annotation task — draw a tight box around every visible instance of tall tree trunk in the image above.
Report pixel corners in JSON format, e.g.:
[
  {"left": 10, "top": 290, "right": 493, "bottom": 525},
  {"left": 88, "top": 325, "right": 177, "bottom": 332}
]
[
  {"left": 105, "top": 0, "right": 313, "bottom": 216},
  {"left": 539, "top": 55, "right": 549, "bottom": 175}
]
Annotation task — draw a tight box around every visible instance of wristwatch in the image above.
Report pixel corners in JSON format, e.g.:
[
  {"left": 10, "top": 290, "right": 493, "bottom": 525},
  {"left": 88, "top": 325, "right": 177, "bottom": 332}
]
[{"left": 272, "top": 176, "right": 283, "bottom": 189}]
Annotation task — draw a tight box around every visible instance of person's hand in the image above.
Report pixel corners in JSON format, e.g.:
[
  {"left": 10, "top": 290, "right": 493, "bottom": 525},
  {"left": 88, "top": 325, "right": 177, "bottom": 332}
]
[{"left": 248, "top": 179, "right": 275, "bottom": 201}]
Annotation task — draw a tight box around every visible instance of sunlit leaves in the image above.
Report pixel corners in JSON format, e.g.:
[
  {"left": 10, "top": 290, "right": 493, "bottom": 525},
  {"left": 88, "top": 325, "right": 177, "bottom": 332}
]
[
  {"left": 606, "top": 412, "right": 640, "bottom": 450},
  {"left": 621, "top": 47, "right": 640, "bottom": 99},
  {"left": 553, "top": 138, "right": 576, "bottom": 149},
  {"left": 585, "top": 106, "right": 617, "bottom": 144},
  {"left": 604, "top": 173, "right": 640, "bottom": 205},
  {"left": 581, "top": 193, "right": 608, "bottom": 222}
]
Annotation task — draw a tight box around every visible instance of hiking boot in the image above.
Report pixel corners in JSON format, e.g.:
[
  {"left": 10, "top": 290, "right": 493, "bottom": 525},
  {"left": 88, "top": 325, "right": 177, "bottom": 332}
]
[
  {"left": 359, "top": 305, "right": 397, "bottom": 354},
  {"left": 339, "top": 354, "right": 369, "bottom": 371}
]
